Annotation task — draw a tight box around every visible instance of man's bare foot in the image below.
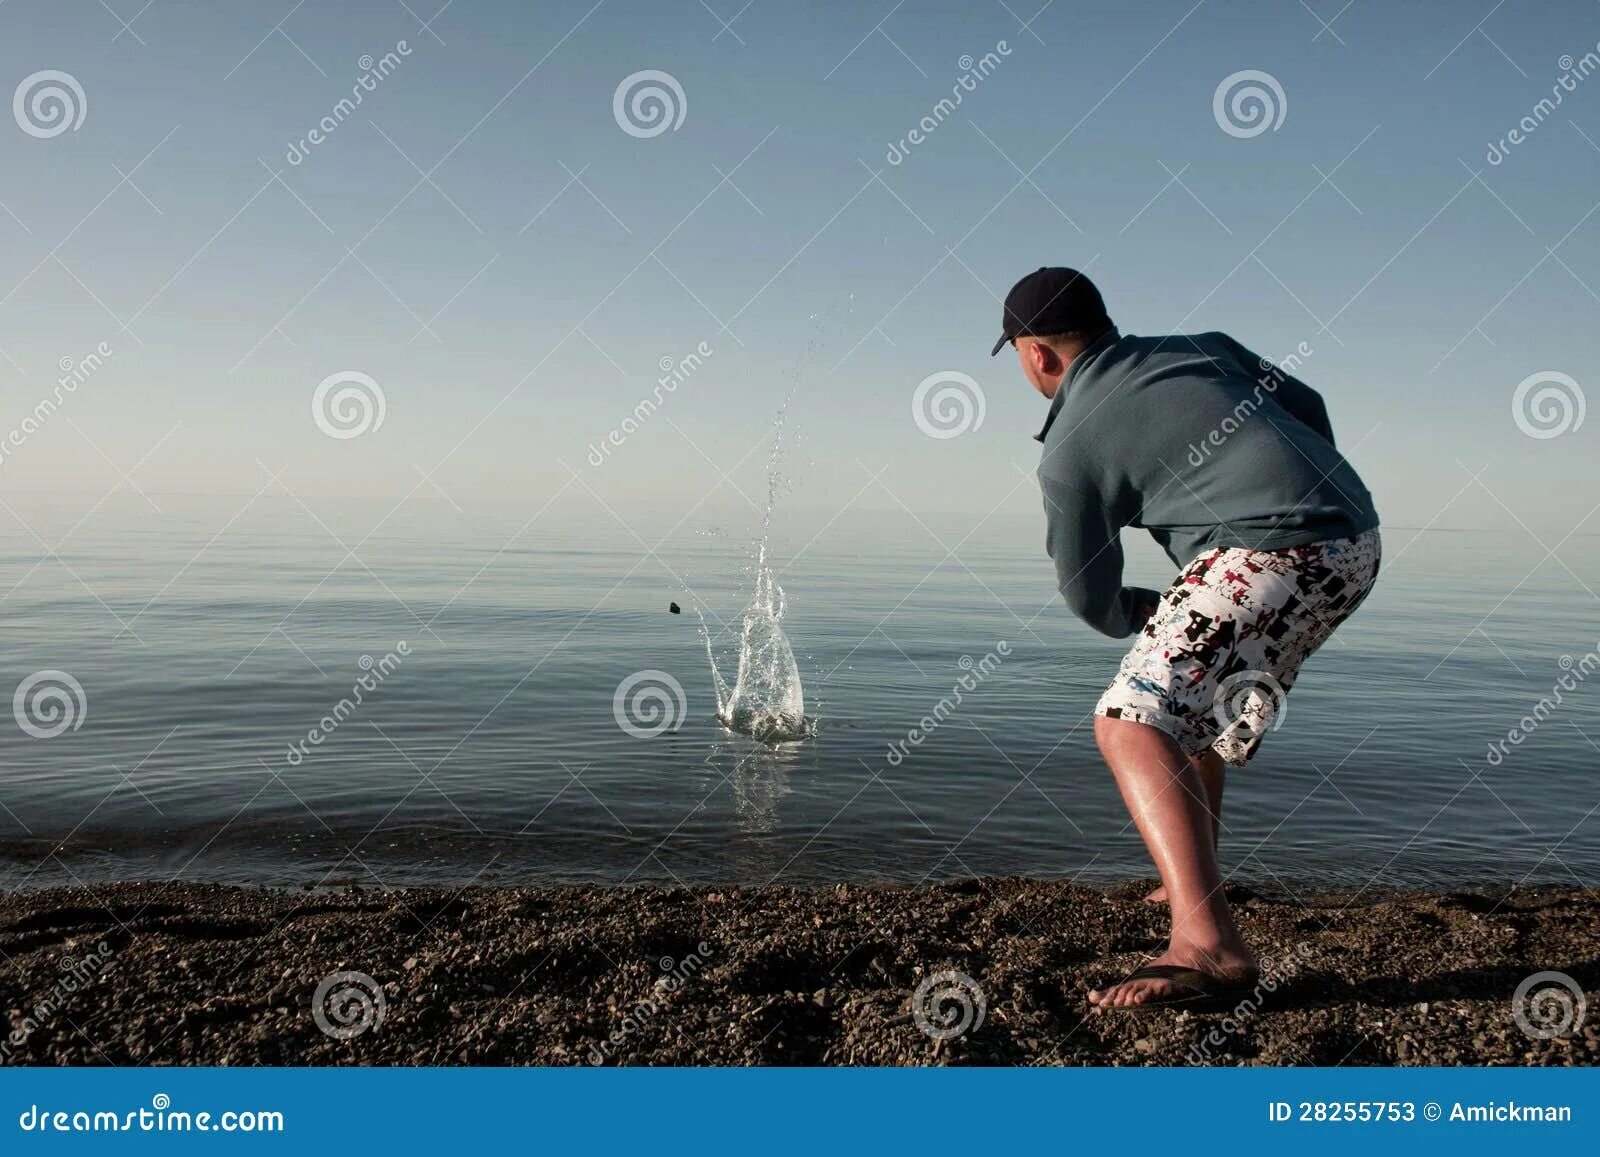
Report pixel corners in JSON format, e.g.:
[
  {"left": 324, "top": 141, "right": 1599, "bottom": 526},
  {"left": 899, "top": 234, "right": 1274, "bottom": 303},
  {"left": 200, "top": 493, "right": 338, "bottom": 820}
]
[
  {"left": 1144, "top": 884, "right": 1168, "bottom": 904},
  {"left": 1086, "top": 940, "right": 1256, "bottom": 1009}
]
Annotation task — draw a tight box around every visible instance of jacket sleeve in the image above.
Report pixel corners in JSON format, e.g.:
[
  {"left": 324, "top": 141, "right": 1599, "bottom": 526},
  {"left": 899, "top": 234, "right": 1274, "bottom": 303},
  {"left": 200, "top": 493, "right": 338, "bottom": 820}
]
[
  {"left": 1039, "top": 473, "right": 1161, "bottom": 639},
  {"left": 1219, "top": 335, "right": 1336, "bottom": 447}
]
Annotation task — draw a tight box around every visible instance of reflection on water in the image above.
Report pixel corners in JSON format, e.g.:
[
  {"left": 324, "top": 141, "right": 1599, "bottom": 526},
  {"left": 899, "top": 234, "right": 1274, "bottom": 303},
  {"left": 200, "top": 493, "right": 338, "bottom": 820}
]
[{"left": 714, "top": 740, "right": 798, "bottom": 835}]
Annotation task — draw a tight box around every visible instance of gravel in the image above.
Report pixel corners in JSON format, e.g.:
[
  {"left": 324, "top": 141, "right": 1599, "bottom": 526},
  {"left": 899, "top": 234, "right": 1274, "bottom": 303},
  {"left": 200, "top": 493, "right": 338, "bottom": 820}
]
[{"left": 2, "top": 879, "right": 1595, "bottom": 1066}]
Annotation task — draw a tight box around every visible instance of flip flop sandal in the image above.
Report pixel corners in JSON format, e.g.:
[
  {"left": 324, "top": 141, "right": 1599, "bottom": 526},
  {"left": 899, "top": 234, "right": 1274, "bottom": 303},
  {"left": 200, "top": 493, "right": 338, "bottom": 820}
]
[{"left": 1094, "top": 964, "right": 1261, "bottom": 1012}]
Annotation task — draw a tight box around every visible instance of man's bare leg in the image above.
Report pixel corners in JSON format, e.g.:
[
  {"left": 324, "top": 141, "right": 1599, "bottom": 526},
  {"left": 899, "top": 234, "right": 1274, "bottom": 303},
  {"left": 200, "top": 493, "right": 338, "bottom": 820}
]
[
  {"left": 1087, "top": 717, "right": 1254, "bottom": 1008},
  {"left": 1145, "top": 748, "right": 1223, "bottom": 903}
]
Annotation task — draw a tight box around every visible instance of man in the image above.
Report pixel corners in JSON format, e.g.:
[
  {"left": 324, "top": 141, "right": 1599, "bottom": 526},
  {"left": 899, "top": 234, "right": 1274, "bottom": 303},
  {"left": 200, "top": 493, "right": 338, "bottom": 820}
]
[{"left": 992, "top": 267, "right": 1380, "bottom": 1010}]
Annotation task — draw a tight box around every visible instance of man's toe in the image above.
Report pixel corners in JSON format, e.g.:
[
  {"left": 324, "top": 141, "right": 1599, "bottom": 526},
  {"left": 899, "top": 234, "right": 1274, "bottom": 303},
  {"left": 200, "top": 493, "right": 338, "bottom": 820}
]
[
  {"left": 1090, "top": 975, "right": 1192, "bottom": 1008},
  {"left": 1122, "top": 980, "right": 1161, "bottom": 1006}
]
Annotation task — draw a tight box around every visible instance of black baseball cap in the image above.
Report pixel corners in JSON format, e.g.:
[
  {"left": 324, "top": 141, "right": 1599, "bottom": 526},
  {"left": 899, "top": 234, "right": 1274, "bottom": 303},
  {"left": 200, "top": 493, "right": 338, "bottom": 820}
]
[{"left": 990, "top": 267, "right": 1111, "bottom": 356}]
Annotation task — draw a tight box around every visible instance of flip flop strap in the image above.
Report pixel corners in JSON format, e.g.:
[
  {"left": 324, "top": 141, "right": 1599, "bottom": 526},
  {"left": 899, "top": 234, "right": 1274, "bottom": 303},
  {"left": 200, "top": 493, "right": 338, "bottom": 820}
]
[{"left": 1119, "top": 964, "right": 1215, "bottom": 994}]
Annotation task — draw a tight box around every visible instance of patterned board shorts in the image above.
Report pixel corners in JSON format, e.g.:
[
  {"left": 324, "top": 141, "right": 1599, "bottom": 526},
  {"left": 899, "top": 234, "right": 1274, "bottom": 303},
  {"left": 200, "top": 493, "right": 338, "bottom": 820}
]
[{"left": 1095, "top": 529, "right": 1381, "bottom": 766}]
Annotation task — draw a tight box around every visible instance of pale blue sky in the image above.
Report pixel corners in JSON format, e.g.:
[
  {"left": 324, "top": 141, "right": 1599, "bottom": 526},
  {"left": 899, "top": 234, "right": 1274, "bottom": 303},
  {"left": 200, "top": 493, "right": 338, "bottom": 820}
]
[{"left": 1, "top": 0, "right": 1596, "bottom": 536}]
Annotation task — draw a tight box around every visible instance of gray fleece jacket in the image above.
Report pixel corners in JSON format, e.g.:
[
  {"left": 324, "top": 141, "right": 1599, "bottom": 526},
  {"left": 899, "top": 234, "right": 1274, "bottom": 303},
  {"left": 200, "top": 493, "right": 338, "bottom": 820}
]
[{"left": 1036, "top": 329, "right": 1379, "bottom": 638}]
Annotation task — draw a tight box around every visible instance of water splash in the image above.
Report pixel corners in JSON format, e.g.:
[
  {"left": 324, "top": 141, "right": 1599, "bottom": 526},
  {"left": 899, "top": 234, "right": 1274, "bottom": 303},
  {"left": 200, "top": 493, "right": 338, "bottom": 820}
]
[{"left": 697, "top": 400, "right": 813, "bottom": 744}]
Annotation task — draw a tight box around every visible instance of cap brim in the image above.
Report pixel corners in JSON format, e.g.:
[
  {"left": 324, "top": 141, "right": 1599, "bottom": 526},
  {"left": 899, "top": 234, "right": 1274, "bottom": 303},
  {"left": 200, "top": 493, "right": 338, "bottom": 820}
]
[{"left": 990, "top": 333, "right": 1011, "bottom": 356}]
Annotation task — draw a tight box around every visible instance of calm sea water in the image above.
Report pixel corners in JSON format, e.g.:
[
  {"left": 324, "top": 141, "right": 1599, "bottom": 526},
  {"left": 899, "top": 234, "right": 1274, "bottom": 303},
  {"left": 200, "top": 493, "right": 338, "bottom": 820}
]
[{"left": 2, "top": 494, "right": 1596, "bottom": 892}]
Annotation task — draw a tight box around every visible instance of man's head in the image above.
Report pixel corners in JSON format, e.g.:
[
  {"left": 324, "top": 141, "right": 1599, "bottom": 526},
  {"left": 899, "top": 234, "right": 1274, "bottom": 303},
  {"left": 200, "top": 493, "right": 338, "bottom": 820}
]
[{"left": 990, "top": 267, "right": 1113, "bottom": 399}]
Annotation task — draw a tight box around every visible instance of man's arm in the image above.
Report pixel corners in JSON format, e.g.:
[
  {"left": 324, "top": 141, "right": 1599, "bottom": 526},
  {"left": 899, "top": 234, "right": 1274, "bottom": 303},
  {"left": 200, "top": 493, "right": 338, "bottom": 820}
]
[{"left": 1039, "top": 473, "right": 1161, "bottom": 639}]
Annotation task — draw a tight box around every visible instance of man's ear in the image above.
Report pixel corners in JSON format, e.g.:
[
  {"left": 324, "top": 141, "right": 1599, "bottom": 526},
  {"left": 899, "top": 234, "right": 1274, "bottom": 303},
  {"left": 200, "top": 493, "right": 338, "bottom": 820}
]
[{"left": 1032, "top": 341, "right": 1062, "bottom": 376}]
